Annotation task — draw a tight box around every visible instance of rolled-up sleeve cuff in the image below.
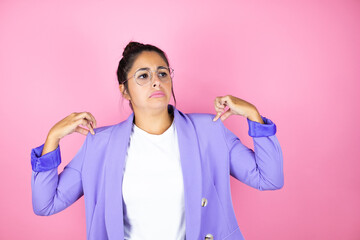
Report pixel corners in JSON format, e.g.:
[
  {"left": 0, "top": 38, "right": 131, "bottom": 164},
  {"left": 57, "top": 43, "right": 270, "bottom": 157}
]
[
  {"left": 31, "top": 143, "right": 61, "bottom": 172},
  {"left": 247, "top": 115, "right": 277, "bottom": 137}
]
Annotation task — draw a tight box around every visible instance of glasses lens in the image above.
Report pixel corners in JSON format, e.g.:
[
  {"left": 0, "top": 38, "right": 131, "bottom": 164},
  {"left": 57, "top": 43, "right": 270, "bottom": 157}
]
[
  {"left": 134, "top": 69, "right": 151, "bottom": 85},
  {"left": 134, "top": 68, "right": 173, "bottom": 86},
  {"left": 168, "top": 68, "right": 174, "bottom": 79},
  {"left": 157, "top": 68, "right": 172, "bottom": 81}
]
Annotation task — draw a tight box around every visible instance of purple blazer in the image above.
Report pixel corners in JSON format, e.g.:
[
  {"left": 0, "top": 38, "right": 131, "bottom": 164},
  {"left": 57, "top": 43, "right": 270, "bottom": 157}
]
[{"left": 31, "top": 104, "right": 284, "bottom": 240}]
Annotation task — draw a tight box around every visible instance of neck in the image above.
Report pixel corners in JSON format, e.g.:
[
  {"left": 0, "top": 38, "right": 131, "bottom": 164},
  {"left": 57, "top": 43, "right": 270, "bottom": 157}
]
[{"left": 133, "top": 105, "right": 174, "bottom": 135}]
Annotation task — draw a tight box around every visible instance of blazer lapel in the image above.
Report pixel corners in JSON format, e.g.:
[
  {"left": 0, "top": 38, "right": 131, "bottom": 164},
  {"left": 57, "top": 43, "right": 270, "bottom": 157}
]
[
  {"left": 104, "top": 112, "right": 133, "bottom": 240},
  {"left": 173, "top": 105, "right": 203, "bottom": 239},
  {"left": 104, "top": 105, "right": 203, "bottom": 239}
]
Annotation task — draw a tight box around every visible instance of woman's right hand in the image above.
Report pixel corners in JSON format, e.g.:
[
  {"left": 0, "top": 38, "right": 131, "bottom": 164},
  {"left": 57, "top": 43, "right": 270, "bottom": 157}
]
[{"left": 49, "top": 112, "right": 97, "bottom": 140}]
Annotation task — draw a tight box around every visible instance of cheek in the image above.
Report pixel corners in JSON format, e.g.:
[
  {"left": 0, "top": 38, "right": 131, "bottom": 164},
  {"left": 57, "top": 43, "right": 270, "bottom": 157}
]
[
  {"left": 127, "top": 83, "right": 144, "bottom": 101},
  {"left": 132, "top": 88, "right": 146, "bottom": 101},
  {"left": 167, "top": 82, "right": 173, "bottom": 92}
]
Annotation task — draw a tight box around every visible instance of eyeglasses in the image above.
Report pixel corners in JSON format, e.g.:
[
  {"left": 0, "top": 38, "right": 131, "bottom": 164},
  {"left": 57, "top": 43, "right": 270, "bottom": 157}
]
[{"left": 125, "top": 66, "right": 174, "bottom": 86}]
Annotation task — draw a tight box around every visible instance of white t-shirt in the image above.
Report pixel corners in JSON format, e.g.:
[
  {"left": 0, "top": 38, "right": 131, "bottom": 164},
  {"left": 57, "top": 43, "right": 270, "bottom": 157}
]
[{"left": 122, "top": 120, "right": 186, "bottom": 240}]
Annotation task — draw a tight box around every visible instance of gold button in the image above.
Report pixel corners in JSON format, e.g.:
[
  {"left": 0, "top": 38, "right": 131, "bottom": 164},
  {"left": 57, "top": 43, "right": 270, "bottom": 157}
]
[
  {"left": 201, "top": 197, "right": 208, "bottom": 207},
  {"left": 205, "top": 233, "right": 214, "bottom": 240}
]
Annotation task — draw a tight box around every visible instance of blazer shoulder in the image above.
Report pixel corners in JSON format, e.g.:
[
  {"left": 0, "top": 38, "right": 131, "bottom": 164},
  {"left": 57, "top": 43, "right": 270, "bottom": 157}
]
[
  {"left": 183, "top": 112, "right": 229, "bottom": 148},
  {"left": 188, "top": 112, "right": 225, "bottom": 123},
  {"left": 186, "top": 112, "right": 216, "bottom": 122},
  {"left": 93, "top": 124, "right": 114, "bottom": 134},
  {"left": 186, "top": 112, "right": 224, "bottom": 131},
  {"left": 86, "top": 123, "right": 118, "bottom": 143}
]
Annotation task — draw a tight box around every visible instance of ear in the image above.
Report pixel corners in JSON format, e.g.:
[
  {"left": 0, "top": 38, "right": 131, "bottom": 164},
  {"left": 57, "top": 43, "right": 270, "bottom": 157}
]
[{"left": 119, "top": 84, "right": 131, "bottom": 101}]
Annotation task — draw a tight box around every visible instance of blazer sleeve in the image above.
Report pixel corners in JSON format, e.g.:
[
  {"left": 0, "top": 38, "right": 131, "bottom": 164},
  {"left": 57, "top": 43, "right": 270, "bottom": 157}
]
[
  {"left": 30, "top": 133, "right": 89, "bottom": 216},
  {"left": 221, "top": 116, "right": 284, "bottom": 190}
]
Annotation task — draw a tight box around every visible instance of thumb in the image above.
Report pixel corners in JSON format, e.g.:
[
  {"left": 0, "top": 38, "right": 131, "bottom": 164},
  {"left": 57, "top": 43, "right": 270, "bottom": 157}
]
[{"left": 220, "top": 108, "right": 233, "bottom": 121}]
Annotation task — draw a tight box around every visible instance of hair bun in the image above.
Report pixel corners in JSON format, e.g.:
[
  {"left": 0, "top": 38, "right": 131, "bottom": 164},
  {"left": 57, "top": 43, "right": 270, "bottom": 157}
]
[{"left": 123, "top": 41, "right": 144, "bottom": 57}]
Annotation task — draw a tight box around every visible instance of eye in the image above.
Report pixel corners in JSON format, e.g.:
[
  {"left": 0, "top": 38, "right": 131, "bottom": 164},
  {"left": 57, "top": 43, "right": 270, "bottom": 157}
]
[
  {"left": 138, "top": 73, "right": 149, "bottom": 79},
  {"left": 158, "top": 71, "right": 168, "bottom": 78}
]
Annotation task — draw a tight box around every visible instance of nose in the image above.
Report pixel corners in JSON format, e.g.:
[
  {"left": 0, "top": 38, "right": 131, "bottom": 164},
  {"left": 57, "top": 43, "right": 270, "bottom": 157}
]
[{"left": 151, "top": 73, "right": 161, "bottom": 87}]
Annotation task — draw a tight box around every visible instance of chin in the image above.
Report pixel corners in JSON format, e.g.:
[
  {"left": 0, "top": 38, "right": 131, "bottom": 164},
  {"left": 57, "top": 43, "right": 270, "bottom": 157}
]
[{"left": 148, "top": 98, "right": 170, "bottom": 107}]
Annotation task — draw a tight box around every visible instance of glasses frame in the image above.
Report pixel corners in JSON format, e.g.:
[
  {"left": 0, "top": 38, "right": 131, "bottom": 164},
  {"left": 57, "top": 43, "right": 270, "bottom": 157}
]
[{"left": 124, "top": 67, "right": 174, "bottom": 86}]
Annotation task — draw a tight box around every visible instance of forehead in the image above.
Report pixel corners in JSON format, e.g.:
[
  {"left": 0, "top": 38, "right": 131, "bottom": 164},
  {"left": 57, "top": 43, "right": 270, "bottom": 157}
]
[{"left": 131, "top": 51, "right": 167, "bottom": 71}]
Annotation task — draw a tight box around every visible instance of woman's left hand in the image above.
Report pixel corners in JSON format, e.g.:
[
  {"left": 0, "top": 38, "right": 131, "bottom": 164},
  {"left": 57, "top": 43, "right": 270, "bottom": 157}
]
[{"left": 212, "top": 95, "right": 264, "bottom": 123}]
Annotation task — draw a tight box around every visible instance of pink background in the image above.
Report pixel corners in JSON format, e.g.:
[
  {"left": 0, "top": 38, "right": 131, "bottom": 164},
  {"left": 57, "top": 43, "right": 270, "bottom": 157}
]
[{"left": 1, "top": 0, "right": 359, "bottom": 239}]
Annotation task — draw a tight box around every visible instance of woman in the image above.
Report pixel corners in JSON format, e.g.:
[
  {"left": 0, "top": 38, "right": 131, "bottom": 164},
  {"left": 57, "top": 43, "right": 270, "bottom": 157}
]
[{"left": 31, "top": 41, "right": 284, "bottom": 240}]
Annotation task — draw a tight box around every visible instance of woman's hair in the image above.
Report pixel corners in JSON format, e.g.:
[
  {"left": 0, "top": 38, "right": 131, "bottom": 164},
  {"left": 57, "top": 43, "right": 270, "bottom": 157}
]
[{"left": 116, "top": 41, "right": 177, "bottom": 111}]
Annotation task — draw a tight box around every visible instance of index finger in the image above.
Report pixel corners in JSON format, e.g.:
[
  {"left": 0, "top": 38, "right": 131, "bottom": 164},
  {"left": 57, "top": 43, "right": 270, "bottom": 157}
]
[
  {"left": 212, "top": 111, "right": 222, "bottom": 121},
  {"left": 76, "top": 112, "right": 97, "bottom": 128},
  {"left": 86, "top": 112, "right": 97, "bottom": 128}
]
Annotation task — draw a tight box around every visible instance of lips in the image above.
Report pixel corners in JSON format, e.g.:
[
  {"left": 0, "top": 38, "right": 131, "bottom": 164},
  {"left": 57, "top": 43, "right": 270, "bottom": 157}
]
[{"left": 150, "top": 91, "right": 165, "bottom": 98}]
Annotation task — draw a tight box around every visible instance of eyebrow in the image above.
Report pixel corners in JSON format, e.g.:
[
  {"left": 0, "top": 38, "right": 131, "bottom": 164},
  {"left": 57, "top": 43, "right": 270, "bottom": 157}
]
[{"left": 137, "top": 66, "right": 167, "bottom": 71}]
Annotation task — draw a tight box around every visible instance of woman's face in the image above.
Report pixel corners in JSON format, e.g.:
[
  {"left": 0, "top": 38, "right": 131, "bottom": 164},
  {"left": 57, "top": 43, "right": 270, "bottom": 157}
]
[{"left": 120, "top": 51, "right": 172, "bottom": 113}]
